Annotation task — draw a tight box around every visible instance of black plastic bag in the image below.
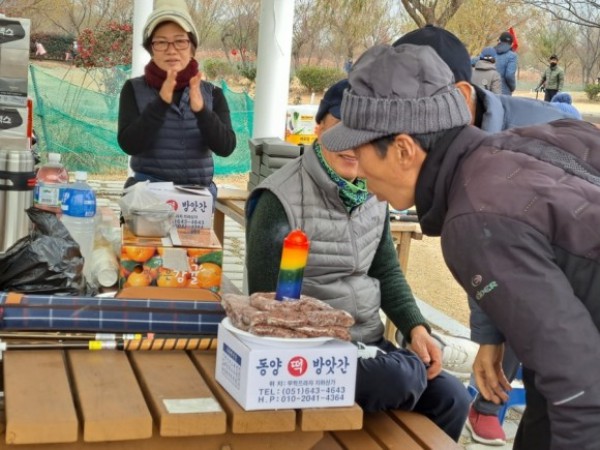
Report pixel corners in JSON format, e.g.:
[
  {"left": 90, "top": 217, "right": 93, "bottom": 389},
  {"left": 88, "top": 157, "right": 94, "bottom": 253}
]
[{"left": 0, "top": 207, "right": 87, "bottom": 294}]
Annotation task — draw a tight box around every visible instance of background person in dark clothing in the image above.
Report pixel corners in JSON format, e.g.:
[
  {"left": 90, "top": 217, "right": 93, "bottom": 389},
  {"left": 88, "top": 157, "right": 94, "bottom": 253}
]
[
  {"left": 537, "top": 55, "right": 565, "bottom": 102},
  {"left": 494, "top": 31, "right": 518, "bottom": 95}
]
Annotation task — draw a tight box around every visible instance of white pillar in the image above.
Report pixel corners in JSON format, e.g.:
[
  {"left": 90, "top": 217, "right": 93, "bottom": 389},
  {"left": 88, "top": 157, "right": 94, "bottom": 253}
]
[
  {"left": 131, "top": 0, "right": 154, "bottom": 78},
  {"left": 252, "top": 0, "right": 295, "bottom": 139}
]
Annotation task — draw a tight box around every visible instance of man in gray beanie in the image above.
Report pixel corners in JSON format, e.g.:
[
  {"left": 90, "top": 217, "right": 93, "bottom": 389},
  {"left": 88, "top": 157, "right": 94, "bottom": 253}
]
[
  {"left": 322, "top": 43, "right": 600, "bottom": 449},
  {"left": 394, "top": 25, "right": 576, "bottom": 447}
]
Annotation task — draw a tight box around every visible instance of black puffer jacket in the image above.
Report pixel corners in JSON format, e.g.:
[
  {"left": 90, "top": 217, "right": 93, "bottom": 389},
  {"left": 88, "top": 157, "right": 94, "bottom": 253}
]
[{"left": 416, "top": 119, "right": 600, "bottom": 407}]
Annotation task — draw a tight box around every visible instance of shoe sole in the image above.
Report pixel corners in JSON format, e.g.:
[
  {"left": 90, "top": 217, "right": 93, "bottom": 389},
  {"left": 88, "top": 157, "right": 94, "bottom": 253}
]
[
  {"left": 442, "top": 368, "right": 471, "bottom": 381},
  {"left": 465, "top": 421, "right": 506, "bottom": 446}
]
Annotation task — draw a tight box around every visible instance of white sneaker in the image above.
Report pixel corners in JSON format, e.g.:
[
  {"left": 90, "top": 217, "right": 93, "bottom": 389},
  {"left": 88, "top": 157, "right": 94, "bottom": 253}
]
[
  {"left": 356, "top": 342, "right": 385, "bottom": 359},
  {"left": 396, "top": 330, "right": 478, "bottom": 378},
  {"left": 432, "top": 332, "right": 479, "bottom": 378}
]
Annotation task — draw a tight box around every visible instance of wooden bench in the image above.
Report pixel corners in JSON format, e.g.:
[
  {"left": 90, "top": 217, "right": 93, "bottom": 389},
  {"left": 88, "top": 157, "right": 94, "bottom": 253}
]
[
  {"left": 0, "top": 349, "right": 458, "bottom": 450},
  {"left": 317, "top": 410, "right": 461, "bottom": 449}
]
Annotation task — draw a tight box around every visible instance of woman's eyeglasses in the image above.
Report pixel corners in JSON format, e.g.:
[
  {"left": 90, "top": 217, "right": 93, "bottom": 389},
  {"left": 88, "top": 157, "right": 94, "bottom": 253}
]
[{"left": 151, "top": 39, "right": 190, "bottom": 52}]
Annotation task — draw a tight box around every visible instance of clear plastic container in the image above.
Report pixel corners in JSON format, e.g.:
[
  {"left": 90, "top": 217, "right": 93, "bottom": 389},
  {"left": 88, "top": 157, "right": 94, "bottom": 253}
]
[
  {"left": 33, "top": 152, "right": 68, "bottom": 214},
  {"left": 90, "top": 246, "right": 119, "bottom": 287},
  {"left": 61, "top": 171, "right": 96, "bottom": 279}
]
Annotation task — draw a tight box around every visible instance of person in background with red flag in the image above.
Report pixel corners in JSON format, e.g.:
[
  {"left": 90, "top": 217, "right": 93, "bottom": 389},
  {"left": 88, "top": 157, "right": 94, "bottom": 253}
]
[
  {"left": 508, "top": 27, "right": 519, "bottom": 52},
  {"left": 494, "top": 31, "right": 518, "bottom": 95}
]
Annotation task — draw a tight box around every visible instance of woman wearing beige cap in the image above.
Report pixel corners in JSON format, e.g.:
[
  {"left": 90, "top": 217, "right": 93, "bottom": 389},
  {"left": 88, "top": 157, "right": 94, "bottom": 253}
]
[{"left": 118, "top": 0, "right": 236, "bottom": 199}]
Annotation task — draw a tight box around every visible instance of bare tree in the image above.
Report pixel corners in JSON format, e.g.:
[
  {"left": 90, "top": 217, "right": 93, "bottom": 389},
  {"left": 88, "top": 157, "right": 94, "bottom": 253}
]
[
  {"left": 0, "top": 0, "right": 50, "bottom": 32},
  {"left": 573, "top": 25, "right": 600, "bottom": 83},
  {"left": 37, "top": 0, "right": 132, "bottom": 36},
  {"left": 219, "top": 0, "right": 260, "bottom": 64},
  {"left": 447, "top": 0, "right": 534, "bottom": 56},
  {"left": 316, "top": 0, "right": 398, "bottom": 66},
  {"left": 520, "top": 0, "right": 600, "bottom": 29},
  {"left": 0, "top": 0, "right": 46, "bottom": 16},
  {"left": 401, "top": 0, "right": 466, "bottom": 28},
  {"left": 292, "top": 0, "right": 328, "bottom": 67},
  {"left": 189, "top": 0, "right": 224, "bottom": 47}
]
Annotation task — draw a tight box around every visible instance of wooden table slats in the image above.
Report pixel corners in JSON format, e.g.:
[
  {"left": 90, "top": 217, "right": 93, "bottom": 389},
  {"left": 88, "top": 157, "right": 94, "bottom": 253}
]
[
  {"left": 67, "top": 351, "right": 153, "bottom": 442},
  {"left": 298, "top": 405, "right": 363, "bottom": 432},
  {"left": 389, "top": 410, "right": 462, "bottom": 450},
  {"left": 128, "top": 351, "right": 227, "bottom": 437},
  {"left": 190, "top": 351, "right": 297, "bottom": 434},
  {"left": 363, "top": 411, "right": 428, "bottom": 450},
  {"left": 2, "top": 349, "right": 456, "bottom": 450},
  {"left": 3, "top": 351, "right": 78, "bottom": 444}
]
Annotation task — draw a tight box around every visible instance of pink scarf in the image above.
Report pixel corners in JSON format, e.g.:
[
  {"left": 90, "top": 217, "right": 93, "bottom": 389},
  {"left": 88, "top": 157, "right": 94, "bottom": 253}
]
[{"left": 144, "top": 58, "right": 198, "bottom": 90}]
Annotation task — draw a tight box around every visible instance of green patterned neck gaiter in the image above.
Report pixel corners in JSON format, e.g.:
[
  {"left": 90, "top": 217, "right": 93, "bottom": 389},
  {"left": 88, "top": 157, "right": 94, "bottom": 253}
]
[{"left": 313, "top": 142, "right": 368, "bottom": 211}]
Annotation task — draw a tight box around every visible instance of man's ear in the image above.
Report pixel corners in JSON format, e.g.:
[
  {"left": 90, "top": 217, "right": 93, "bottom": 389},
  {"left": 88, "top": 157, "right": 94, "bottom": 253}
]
[
  {"left": 391, "top": 134, "right": 421, "bottom": 168},
  {"left": 455, "top": 81, "right": 475, "bottom": 125},
  {"left": 314, "top": 122, "right": 323, "bottom": 138},
  {"left": 455, "top": 80, "right": 472, "bottom": 104}
]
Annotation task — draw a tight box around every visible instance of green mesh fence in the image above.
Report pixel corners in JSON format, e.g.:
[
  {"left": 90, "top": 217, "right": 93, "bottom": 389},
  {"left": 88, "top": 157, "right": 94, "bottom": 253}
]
[{"left": 28, "top": 64, "right": 252, "bottom": 176}]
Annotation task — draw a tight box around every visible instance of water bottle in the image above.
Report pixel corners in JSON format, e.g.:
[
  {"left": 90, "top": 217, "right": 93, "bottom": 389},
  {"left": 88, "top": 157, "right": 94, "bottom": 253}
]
[
  {"left": 61, "top": 171, "right": 96, "bottom": 278},
  {"left": 33, "top": 152, "right": 68, "bottom": 214}
]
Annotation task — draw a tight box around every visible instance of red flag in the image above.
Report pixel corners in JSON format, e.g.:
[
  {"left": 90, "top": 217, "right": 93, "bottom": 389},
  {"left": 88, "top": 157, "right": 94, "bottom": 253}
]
[{"left": 508, "top": 27, "right": 518, "bottom": 52}]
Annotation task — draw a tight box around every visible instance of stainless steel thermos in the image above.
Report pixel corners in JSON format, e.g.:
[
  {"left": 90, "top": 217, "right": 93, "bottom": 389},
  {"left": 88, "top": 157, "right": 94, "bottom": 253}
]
[{"left": 0, "top": 149, "right": 35, "bottom": 252}]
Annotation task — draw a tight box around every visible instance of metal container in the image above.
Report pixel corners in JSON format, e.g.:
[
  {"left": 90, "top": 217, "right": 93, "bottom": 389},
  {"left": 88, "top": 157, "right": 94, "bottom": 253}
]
[
  {"left": 1, "top": 150, "right": 35, "bottom": 252},
  {"left": 129, "top": 206, "right": 175, "bottom": 238},
  {"left": 0, "top": 149, "right": 7, "bottom": 248}
]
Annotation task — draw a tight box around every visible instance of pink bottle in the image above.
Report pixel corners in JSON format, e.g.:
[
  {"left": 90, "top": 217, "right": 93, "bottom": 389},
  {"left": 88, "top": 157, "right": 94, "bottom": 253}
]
[{"left": 33, "top": 152, "right": 69, "bottom": 214}]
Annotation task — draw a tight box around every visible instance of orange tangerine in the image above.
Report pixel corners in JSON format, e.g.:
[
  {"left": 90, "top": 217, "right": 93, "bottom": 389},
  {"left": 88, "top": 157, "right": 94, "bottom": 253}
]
[
  {"left": 194, "top": 262, "right": 222, "bottom": 290},
  {"left": 125, "top": 267, "right": 152, "bottom": 287},
  {"left": 187, "top": 248, "right": 213, "bottom": 258},
  {"left": 157, "top": 269, "right": 189, "bottom": 288},
  {"left": 124, "top": 246, "right": 156, "bottom": 263}
]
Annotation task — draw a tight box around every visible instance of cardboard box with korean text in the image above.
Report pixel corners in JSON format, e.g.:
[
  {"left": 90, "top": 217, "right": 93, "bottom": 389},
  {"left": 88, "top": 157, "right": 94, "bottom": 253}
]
[
  {"left": 215, "top": 322, "right": 357, "bottom": 410},
  {"left": 119, "top": 224, "right": 223, "bottom": 293},
  {"left": 146, "top": 182, "right": 213, "bottom": 229}
]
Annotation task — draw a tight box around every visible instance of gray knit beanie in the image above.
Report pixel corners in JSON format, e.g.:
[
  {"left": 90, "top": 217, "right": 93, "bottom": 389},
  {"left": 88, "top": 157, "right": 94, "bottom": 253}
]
[
  {"left": 143, "top": 0, "right": 199, "bottom": 49},
  {"left": 321, "top": 44, "right": 472, "bottom": 152}
]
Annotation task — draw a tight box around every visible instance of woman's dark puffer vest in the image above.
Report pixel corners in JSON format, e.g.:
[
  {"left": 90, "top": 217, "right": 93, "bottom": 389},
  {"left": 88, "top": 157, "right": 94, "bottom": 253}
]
[{"left": 130, "top": 78, "right": 215, "bottom": 186}]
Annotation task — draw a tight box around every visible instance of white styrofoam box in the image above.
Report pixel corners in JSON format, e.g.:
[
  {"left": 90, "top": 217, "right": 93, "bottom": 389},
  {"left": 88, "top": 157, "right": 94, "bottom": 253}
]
[
  {"left": 0, "top": 106, "right": 26, "bottom": 138},
  {"left": 146, "top": 182, "right": 213, "bottom": 230},
  {"left": 0, "top": 77, "right": 27, "bottom": 107},
  {"left": 0, "top": 47, "right": 29, "bottom": 79},
  {"left": 0, "top": 135, "right": 28, "bottom": 151},
  {"left": 216, "top": 322, "right": 358, "bottom": 411},
  {"left": 0, "top": 17, "right": 30, "bottom": 51}
]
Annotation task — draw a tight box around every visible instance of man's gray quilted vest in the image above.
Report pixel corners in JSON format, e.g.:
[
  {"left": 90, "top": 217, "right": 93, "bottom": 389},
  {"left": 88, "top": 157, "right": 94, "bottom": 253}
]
[
  {"left": 130, "top": 77, "right": 214, "bottom": 186},
  {"left": 251, "top": 146, "right": 388, "bottom": 343}
]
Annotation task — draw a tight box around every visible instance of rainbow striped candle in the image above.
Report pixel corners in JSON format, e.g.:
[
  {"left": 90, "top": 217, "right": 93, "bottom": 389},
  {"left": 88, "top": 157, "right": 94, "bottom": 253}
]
[{"left": 275, "top": 229, "right": 310, "bottom": 300}]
